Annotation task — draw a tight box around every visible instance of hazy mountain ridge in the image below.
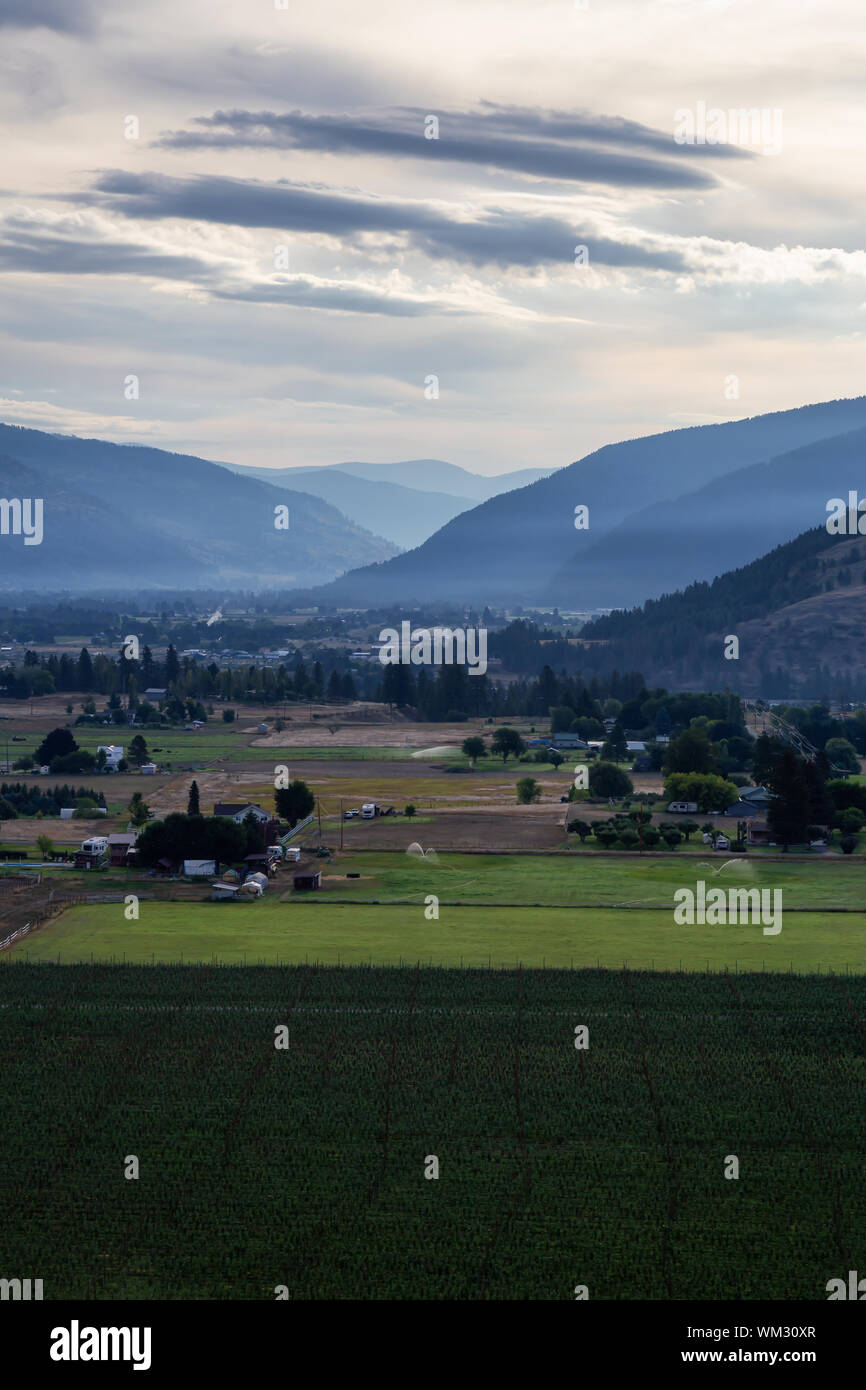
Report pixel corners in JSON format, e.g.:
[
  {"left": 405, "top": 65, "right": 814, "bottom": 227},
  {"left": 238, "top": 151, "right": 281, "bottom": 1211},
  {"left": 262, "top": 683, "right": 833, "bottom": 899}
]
[
  {"left": 549, "top": 418, "right": 866, "bottom": 607},
  {"left": 0, "top": 424, "right": 397, "bottom": 591},
  {"left": 300, "top": 397, "right": 866, "bottom": 607},
  {"left": 223, "top": 458, "right": 555, "bottom": 548}
]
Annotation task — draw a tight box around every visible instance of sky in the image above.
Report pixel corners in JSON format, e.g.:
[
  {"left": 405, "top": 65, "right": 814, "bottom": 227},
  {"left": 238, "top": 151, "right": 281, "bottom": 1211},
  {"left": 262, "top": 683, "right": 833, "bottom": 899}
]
[{"left": 1, "top": 0, "right": 865, "bottom": 476}]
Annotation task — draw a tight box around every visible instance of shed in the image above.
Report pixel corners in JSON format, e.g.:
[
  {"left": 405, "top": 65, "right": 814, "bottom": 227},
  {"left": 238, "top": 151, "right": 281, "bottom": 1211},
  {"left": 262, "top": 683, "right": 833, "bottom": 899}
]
[
  {"left": 211, "top": 882, "right": 240, "bottom": 901},
  {"left": 293, "top": 870, "right": 322, "bottom": 891},
  {"left": 184, "top": 858, "right": 217, "bottom": 878},
  {"left": 108, "top": 832, "right": 138, "bottom": 866}
]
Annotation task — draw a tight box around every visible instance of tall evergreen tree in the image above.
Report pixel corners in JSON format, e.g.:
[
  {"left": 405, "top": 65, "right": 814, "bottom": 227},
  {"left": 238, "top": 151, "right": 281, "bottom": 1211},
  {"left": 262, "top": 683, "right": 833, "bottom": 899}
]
[
  {"left": 164, "top": 644, "right": 180, "bottom": 685},
  {"left": 187, "top": 780, "right": 201, "bottom": 816},
  {"left": 77, "top": 646, "right": 93, "bottom": 691}
]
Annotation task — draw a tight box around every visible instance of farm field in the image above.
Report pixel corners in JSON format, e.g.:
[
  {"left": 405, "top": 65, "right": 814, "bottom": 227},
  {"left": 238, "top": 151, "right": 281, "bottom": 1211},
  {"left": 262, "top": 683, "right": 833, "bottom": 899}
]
[
  {"left": 10, "top": 898, "right": 866, "bottom": 972},
  {"left": 1, "top": 963, "right": 863, "bottom": 1300}
]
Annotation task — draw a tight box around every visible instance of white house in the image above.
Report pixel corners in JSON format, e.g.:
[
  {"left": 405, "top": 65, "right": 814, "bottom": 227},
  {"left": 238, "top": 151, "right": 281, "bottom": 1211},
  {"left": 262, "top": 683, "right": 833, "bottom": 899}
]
[
  {"left": 213, "top": 802, "right": 271, "bottom": 824},
  {"left": 97, "top": 744, "right": 123, "bottom": 771}
]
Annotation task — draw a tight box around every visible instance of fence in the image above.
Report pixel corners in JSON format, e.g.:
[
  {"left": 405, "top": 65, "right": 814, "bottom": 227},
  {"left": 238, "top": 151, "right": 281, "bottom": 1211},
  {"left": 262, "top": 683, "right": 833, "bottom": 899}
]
[
  {"left": 0, "top": 922, "right": 32, "bottom": 950},
  {"left": 280, "top": 814, "right": 315, "bottom": 845}
]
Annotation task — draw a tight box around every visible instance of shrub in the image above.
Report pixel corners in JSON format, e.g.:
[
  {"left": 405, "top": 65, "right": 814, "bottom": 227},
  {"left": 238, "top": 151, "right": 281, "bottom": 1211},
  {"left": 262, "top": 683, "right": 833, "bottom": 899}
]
[
  {"left": 840, "top": 834, "right": 858, "bottom": 855},
  {"left": 516, "top": 776, "right": 542, "bottom": 805}
]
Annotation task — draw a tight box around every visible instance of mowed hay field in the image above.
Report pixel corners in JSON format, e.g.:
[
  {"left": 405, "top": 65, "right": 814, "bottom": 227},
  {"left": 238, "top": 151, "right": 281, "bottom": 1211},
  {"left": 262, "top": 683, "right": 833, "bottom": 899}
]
[
  {"left": 11, "top": 903, "right": 866, "bottom": 974},
  {"left": 1, "top": 963, "right": 864, "bottom": 1299},
  {"left": 8, "top": 852, "right": 866, "bottom": 972}
]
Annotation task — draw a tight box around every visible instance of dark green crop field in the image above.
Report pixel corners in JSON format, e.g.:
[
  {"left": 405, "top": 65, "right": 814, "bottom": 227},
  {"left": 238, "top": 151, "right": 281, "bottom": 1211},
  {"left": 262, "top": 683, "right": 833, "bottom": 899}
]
[{"left": 1, "top": 963, "right": 864, "bottom": 1300}]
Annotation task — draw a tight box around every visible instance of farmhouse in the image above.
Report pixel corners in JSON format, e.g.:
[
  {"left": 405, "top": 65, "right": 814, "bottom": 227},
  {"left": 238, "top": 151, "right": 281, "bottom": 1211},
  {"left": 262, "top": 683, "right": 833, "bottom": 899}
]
[
  {"left": 213, "top": 802, "right": 271, "bottom": 824},
  {"left": 97, "top": 744, "right": 123, "bottom": 771}
]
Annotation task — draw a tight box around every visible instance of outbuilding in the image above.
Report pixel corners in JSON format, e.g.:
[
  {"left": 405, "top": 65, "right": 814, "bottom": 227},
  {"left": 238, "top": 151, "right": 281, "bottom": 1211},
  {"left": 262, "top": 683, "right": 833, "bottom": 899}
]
[{"left": 293, "top": 870, "right": 322, "bottom": 891}]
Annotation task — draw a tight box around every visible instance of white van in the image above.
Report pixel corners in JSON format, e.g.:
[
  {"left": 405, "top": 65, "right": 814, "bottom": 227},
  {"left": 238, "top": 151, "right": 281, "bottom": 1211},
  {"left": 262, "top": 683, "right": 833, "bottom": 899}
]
[{"left": 361, "top": 803, "right": 377, "bottom": 819}]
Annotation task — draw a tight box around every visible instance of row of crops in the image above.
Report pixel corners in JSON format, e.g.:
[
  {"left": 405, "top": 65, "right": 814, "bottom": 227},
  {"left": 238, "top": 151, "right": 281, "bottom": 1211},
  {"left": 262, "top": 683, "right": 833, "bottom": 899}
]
[{"left": 1, "top": 963, "right": 864, "bottom": 1299}]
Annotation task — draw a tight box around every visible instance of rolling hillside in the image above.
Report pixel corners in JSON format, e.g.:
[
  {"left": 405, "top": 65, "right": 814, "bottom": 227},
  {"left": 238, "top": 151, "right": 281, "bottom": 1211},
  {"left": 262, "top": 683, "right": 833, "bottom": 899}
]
[
  {"left": 580, "top": 525, "right": 866, "bottom": 696},
  {"left": 0, "top": 424, "right": 397, "bottom": 591},
  {"left": 301, "top": 397, "right": 866, "bottom": 607}
]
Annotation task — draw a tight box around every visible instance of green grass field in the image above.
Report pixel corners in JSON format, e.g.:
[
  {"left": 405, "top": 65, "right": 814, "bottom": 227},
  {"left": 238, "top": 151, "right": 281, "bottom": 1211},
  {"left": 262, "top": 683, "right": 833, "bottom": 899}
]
[
  {"left": 322, "top": 850, "right": 866, "bottom": 908},
  {"left": 8, "top": 851, "right": 866, "bottom": 971},
  {"left": 12, "top": 898, "right": 866, "bottom": 972},
  {"left": 2, "top": 963, "right": 864, "bottom": 1299}
]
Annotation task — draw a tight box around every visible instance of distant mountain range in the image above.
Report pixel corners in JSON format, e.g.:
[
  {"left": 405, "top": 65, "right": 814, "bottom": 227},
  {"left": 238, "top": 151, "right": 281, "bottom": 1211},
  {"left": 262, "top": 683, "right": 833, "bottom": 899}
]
[
  {"left": 0, "top": 424, "right": 397, "bottom": 591},
  {"left": 301, "top": 397, "right": 866, "bottom": 608},
  {"left": 223, "top": 459, "right": 553, "bottom": 549},
  {"left": 580, "top": 524, "right": 866, "bottom": 697}
]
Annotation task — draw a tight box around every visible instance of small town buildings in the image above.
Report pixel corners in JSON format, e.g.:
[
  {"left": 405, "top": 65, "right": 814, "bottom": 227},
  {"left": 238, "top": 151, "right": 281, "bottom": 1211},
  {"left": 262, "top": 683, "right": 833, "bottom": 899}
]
[
  {"left": 144, "top": 688, "right": 166, "bottom": 701},
  {"left": 97, "top": 744, "right": 124, "bottom": 771},
  {"left": 140, "top": 763, "right": 159, "bottom": 775}
]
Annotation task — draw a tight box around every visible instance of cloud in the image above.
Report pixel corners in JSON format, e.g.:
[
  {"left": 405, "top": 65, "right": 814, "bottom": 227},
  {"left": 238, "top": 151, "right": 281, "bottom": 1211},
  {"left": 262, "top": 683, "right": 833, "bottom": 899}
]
[
  {"left": 215, "top": 278, "right": 460, "bottom": 317},
  {"left": 0, "top": 0, "right": 96, "bottom": 33},
  {"left": 80, "top": 170, "right": 690, "bottom": 271},
  {"left": 0, "top": 213, "right": 217, "bottom": 279},
  {"left": 0, "top": 208, "right": 465, "bottom": 317},
  {"left": 156, "top": 102, "right": 742, "bottom": 189}
]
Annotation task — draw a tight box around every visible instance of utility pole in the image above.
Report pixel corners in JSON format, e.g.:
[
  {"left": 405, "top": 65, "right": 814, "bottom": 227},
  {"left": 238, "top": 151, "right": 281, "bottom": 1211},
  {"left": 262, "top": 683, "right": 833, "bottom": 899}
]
[
  {"left": 340, "top": 798, "right": 344, "bottom": 851},
  {"left": 317, "top": 797, "right": 322, "bottom": 847}
]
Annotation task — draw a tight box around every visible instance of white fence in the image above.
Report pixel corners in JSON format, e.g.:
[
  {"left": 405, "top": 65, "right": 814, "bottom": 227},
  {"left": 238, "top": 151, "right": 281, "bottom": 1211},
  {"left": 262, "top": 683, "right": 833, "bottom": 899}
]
[
  {"left": 0, "top": 922, "right": 32, "bottom": 951},
  {"left": 280, "top": 814, "right": 315, "bottom": 845}
]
